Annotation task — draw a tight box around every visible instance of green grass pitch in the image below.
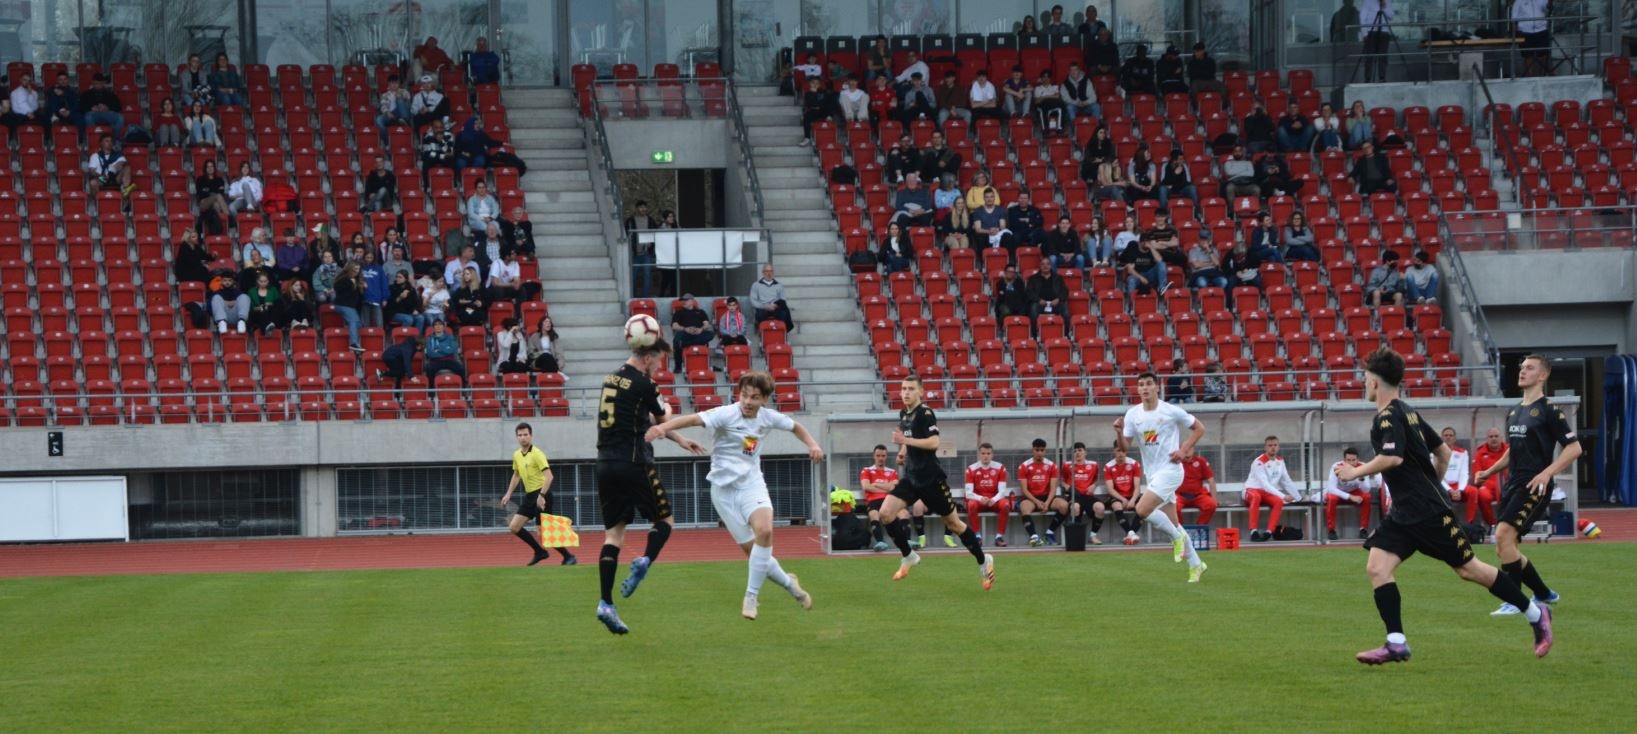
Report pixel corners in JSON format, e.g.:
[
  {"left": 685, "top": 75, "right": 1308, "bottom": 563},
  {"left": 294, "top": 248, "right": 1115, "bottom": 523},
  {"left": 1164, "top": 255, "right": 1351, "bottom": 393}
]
[{"left": 3, "top": 543, "right": 1634, "bottom": 732}]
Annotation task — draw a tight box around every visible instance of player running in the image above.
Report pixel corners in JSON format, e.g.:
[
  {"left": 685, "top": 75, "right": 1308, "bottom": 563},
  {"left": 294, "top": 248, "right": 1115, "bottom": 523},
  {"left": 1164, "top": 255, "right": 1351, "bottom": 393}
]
[
  {"left": 1472, "top": 354, "right": 1583, "bottom": 617},
  {"left": 1338, "top": 348, "right": 1551, "bottom": 664},
  {"left": 645, "top": 371, "right": 818, "bottom": 621},
  {"left": 498, "top": 422, "right": 577, "bottom": 565},
  {"left": 593, "top": 337, "right": 706, "bottom": 635},
  {"left": 880, "top": 375, "right": 995, "bottom": 589},
  {"left": 1113, "top": 372, "right": 1207, "bottom": 582},
  {"left": 1016, "top": 438, "right": 1070, "bottom": 546},
  {"left": 964, "top": 443, "right": 1012, "bottom": 547}
]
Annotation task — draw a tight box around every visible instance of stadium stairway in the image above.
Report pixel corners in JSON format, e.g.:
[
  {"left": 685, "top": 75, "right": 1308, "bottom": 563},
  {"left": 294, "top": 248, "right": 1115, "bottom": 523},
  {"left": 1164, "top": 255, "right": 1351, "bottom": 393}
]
[
  {"left": 504, "top": 89, "right": 631, "bottom": 390},
  {"left": 739, "top": 85, "right": 877, "bottom": 410}
]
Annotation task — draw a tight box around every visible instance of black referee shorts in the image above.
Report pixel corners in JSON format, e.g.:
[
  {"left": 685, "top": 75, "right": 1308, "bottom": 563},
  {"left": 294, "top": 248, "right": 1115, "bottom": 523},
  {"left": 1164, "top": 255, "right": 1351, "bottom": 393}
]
[
  {"left": 596, "top": 461, "right": 672, "bottom": 529},
  {"left": 1364, "top": 510, "right": 1475, "bottom": 568},
  {"left": 890, "top": 478, "right": 956, "bottom": 518},
  {"left": 1498, "top": 482, "right": 1553, "bottom": 536},
  {"left": 1521, "top": 30, "right": 1550, "bottom": 58},
  {"left": 515, "top": 490, "right": 550, "bottom": 519}
]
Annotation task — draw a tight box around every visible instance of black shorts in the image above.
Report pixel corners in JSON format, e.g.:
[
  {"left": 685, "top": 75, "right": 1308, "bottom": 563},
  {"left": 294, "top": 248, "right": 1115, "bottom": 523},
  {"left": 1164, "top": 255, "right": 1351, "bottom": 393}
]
[
  {"left": 1521, "top": 30, "right": 1551, "bottom": 56},
  {"left": 1017, "top": 492, "right": 1056, "bottom": 508},
  {"left": 1498, "top": 483, "right": 1553, "bottom": 535},
  {"left": 515, "top": 490, "right": 550, "bottom": 519},
  {"left": 1363, "top": 510, "right": 1475, "bottom": 568},
  {"left": 595, "top": 461, "right": 672, "bottom": 529},
  {"left": 890, "top": 478, "right": 955, "bottom": 518},
  {"left": 865, "top": 498, "right": 887, "bottom": 515}
]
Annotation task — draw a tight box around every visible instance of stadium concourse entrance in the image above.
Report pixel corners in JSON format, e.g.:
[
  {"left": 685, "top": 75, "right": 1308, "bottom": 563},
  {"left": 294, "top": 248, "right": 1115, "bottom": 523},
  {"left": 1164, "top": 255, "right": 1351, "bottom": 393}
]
[{"left": 821, "top": 398, "right": 1583, "bottom": 553}]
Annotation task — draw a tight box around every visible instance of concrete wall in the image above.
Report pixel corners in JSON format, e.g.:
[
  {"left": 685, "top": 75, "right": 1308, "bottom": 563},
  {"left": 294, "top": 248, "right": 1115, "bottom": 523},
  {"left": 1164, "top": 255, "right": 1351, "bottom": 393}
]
[
  {"left": 1340, "top": 75, "right": 1603, "bottom": 126},
  {"left": 604, "top": 120, "right": 730, "bottom": 169},
  {"left": 1462, "top": 249, "right": 1637, "bottom": 353}
]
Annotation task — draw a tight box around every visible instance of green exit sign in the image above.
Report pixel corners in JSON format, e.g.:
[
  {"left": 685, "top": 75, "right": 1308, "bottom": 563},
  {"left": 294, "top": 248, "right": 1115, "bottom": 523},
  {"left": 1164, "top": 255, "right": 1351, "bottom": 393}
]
[{"left": 651, "top": 150, "right": 674, "bottom": 164}]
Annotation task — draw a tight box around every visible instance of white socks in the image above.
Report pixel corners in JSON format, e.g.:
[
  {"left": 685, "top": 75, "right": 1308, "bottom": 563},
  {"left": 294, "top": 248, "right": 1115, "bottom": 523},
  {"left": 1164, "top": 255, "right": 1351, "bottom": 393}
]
[
  {"left": 747, "top": 544, "right": 791, "bottom": 598},
  {"left": 1524, "top": 601, "right": 1542, "bottom": 623},
  {"left": 1387, "top": 632, "right": 1407, "bottom": 645},
  {"left": 1144, "top": 510, "right": 1203, "bottom": 568}
]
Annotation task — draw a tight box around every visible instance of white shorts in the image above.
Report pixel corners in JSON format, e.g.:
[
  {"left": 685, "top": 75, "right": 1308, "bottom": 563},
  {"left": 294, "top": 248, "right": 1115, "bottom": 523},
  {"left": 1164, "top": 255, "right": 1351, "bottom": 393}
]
[
  {"left": 1145, "top": 466, "right": 1184, "bottom": 503},
  {"left": 710, "top": 479, "right": 774, "bottom": 544}
]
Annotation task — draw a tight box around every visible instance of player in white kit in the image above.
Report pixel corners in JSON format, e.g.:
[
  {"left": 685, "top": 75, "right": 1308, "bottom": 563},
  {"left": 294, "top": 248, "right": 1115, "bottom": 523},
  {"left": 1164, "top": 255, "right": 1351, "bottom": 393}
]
[
  {"left": 645, "top": 371, "right": 821, "bottom": 620},
  {"left": 1113, "top": 372, "right": 1209, "bottom": 582}
]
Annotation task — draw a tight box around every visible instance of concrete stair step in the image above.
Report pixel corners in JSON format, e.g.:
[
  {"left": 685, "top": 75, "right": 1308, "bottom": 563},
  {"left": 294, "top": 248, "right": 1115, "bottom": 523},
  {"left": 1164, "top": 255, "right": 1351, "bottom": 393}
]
[
  {"left": 510, "top": 147, "right": 592, "bottom": 161},
  {"left": 750, "top": 144, "right": 812, "bottom": 157},
  {"left": 541, "top": 277, "right": 618, "bottom": 293},
  {"left": 775, "top": 240, "right": 841, "bottom": 257},
  {"left": 524, "top": 191, "right": 597, "bottom": 206},
  {"left": 754, "top": 155, "right": 816, "bottom": 169},
  {"left": 541, "top": 302, "right": 625, "bottom": 320},
  {"left": 786, "top": 321, "right": 866, "bottom": 346},
  {"left": 509, "top": 128, "right": 588, "bottom": 143},
  {"left": 783, "top": 285, "right": 852, "bottom": 302},
  {"left": 533, "top": 211, "right": 603, "bottom": 224},
  {"left": 786, "top": 303, "right": 859, "bottom": 321}
]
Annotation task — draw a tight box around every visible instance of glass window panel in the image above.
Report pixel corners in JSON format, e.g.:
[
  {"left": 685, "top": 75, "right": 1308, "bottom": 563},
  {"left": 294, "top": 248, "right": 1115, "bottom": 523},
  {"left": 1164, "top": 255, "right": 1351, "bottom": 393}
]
[
  {"left": 801, "top": 0, "right": 879, "bottom": 39},
  {"left": 498, "top": 0, "right": 558, "bottom": 84},
  {"left": 326, "top": 0, "right": 488, "bottom": 69},
  {"left": 957, "top": 0, "right": 1036, "bottom": 34},
  {"left": 259, "top": 0, "right": 332, "bottom": 67},
  {"left": 570, "top": 0, "right": 648, "bottom": 72},
  {"left": 882, "top": 0, "right": 952, "bottom": 35},
  {"left": 729, "top": 0, "right": 801, "bottom": 83},
  {"left": 1201, "top": 0, "right": 1252, "bottom": 58},
  {"left": 650, "top": 0, "right": 719, "bottom": 71},
  {"left": 1109, "top": 0, "right": 1187, "bottom": 49}
]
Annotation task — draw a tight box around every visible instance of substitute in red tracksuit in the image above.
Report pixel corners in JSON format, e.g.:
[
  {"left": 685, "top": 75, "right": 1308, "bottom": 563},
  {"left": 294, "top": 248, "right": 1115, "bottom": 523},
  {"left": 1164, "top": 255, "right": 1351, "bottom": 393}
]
[
  {"left": 1324, "top": 447, "right": 1380, "bottom": 539},
  {"left": 1466, "top": 427, "right": 1506, "bottom": 525},
  {"left": 1061, "top": 441, "right": 1104, "bottom": 544},
  {"left": 1243, "top": 436, "right": 1305, "bottom": 541},
  {"left": 860, "top": 444, "right": 908, "bottom": 551},
  {"left": 1016, "top": 438, "right": 1070, "bottom": 546},
  {"left": 964, "top": 442, "right": 1011, "bottom": 546},
  {"left": 1175, "top": 449, "right": 1218, "bottom": 524},
  {"left": 1103, "top": 442, "right": 1145, "bottom": 543}
]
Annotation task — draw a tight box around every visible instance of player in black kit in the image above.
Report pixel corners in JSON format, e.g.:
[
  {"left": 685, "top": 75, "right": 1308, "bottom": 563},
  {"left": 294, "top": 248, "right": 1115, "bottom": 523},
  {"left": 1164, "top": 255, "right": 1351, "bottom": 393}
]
[
  {"left": 879, "top": 375, "right": 995, "bottom": 589},
  {"left": 1336, "top": 349, "right": 1552, "bottom": 664},
  {"left": 593, "top": 337, "right": 706, "bottom": 635},
  {"left": 1473, "top": 354, "right": 1583, "bottom": 616}
]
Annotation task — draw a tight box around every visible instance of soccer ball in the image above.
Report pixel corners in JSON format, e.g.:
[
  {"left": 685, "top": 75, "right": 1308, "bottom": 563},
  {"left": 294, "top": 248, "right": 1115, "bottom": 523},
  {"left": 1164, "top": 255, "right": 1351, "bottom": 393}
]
[
  {"left": 623, "top": 314, "right": 660, "bottom": 349},
  {"left": 1577, "top": 518, "right": 1601, "bottom": 538}
]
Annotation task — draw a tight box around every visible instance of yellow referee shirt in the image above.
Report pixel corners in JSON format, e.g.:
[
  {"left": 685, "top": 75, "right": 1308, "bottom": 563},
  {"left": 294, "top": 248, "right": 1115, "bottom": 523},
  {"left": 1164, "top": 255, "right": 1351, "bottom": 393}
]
[{"left": 512, "top": 446, "right": 551, "bottom": 491}]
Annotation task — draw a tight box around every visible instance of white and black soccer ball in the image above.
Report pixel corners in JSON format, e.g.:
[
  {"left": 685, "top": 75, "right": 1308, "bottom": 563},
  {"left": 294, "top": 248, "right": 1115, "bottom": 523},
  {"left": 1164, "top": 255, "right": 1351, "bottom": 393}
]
[{"left": 624, "top": 314, "right": 661, "bottom": 349}]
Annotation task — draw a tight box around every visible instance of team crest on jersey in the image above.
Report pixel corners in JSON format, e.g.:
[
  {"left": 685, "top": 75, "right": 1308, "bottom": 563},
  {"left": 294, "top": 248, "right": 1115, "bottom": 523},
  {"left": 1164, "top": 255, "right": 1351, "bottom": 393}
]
[
  {"left": 742, "top": 435, "right": 759, "bottom": 454},
  {"left": 1530, "top": 408, "right": 1540, "bottom": 417},
  {"left": 1142, "top": 429, "right": 1159, "bottom": 444}
]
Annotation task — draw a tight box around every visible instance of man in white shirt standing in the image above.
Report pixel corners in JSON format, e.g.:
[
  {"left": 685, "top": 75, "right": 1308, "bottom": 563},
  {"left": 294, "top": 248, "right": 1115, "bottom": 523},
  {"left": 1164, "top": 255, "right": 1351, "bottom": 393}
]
[
  {"left": 1243, "top": 435, "right": 1306, "bottom": 542},
  {"left": 646, "top": 371, "right": 820, "bottom": 620},
  {"left": 1114, "top": 371, "right": 1208, "bottom": 582},
  {"left": 1325, "top": 447, "right": 1381, "bottom": 540},
  {"left": 1512, "top": 0, "right": 1552, "bottom": 77}
]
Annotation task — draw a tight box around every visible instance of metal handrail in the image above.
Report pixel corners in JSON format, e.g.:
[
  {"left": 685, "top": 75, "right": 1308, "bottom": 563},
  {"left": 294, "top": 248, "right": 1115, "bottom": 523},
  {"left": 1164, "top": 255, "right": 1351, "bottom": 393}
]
[
  {"left": 1471, "top": 64, "right": 1525, "bottom": 205},
  {"left": 586, "top": 78, "right": 628, "bottom": 274},
  {"left": 723, "top": 82, "right": 767, "bottom": 226},
  {"left": 1335, "top": 14, "right": 1601, "bottom": 86},
  {"left": 1441, "top": 202, "right": 1637, "bottom": 252}
]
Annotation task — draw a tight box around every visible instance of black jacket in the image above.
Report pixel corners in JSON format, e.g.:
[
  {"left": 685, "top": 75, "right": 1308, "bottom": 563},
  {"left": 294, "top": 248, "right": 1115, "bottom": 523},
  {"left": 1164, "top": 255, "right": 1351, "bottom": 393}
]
[{"left": 993, "top": 276, "right": 1030, "bottom": 317}]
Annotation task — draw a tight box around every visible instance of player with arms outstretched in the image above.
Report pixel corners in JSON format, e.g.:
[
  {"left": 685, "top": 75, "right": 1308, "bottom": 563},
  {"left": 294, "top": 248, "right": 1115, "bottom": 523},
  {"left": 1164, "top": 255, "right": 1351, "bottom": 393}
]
[
  {"left": 1473, "top": 354, "right": 1582, "bottom": 616},
  {"left": 498, "top": 422, "right": 577, "bottom": 565},
  {"left": 593, "top": 337, "right": 706, "bottom": 635},
  {"left": 646, "top": 371, "right": 818, "bottom": 620},
  {"left": 1338, "top": 348, "right": 1551, "bottom": 664},
  {"left": 1113, "top": 372, "right": 1207, "bottom": 581},
  {"left": 881, "top": 375, "right": 995, "bottom": 588}
]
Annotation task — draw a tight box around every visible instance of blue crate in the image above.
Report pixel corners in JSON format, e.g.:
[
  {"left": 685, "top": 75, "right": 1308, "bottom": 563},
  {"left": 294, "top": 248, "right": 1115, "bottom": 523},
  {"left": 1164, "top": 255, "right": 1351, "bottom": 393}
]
[{"left": 1184, "top": 524, "right": 1211, "bottom": 551}]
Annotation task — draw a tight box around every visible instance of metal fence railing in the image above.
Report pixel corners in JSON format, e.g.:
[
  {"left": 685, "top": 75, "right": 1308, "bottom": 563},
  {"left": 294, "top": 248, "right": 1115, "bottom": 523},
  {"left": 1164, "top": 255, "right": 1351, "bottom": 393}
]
[
  {"left": 1442, "top": 204, "right": 1637, "bottom": 252},
  {"left": 1334, "top": 15, "right": 1603, "bottom": 85}
]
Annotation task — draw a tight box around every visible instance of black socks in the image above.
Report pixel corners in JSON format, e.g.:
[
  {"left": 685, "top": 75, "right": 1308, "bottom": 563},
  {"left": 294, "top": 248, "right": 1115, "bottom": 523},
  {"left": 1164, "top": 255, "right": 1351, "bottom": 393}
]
[
  {"left": 885, "top": 518, "right": 913, "bottom": 556},
  {"left": 598, "top": 544, "right": 620, "bottom": 604},
  {"left": 643, "top": 522, "right": 672, "bottom": 562},
  {"left": 869, "top": 520, "right": 885, "bottom": 542},
  {"left": 515, "top": 528, "right": 547, "bottom": 555},
  {"left": 1374, "top": 582, "right": 1404, "bottom": 636},
  {"left": 1505, "top": 558, "right": 1553, "bottom": 599},
  {"left": 1487, "top": 569, "right": 1533, "bottom": 610},
  {"left": 958, "top": 527, "right": 985, "bottom": 563}
]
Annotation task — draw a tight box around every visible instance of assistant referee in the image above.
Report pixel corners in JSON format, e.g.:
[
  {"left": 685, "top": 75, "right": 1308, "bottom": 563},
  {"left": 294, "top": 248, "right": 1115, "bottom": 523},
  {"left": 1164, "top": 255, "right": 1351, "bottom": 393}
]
[{"left": 501, "top": 422, "right": 577, "bottom": 566}]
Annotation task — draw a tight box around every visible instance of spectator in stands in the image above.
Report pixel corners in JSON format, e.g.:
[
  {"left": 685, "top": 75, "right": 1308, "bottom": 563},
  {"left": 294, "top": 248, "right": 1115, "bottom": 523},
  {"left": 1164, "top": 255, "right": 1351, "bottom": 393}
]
[
  {"left": 422, "top": 277, "right": 449, "bottom": 323},
  {"left": 281, "top": 278, "right": 315, "bottom": 329},
  {"left": 1187, "top": 235, "right": 1229, "bottom": 289},
  {"left": 419, "top": 118, "right": 456, "bottom": 187},
  {"left": 879, "top": 221, "right": 913, "bottom": 273},
  {"left": 1221, "top": 144, "right": 1259, "bottom": 200},
  {"left": 932, "top": 173, "right": 962, "bottom": 212},
  {"left": 1167, "top": 358, "right": 1196, "bottom": 403},
  {"left": 1079, "top": 4, "right": 1110, "bottom": 41},
  {"left": 361, "top": 248, "right": 390, "bottom": 328},
  {"left": 173, "top": 229, "right": 215, "bottom": 284},
  {"left": 457, "top": 116, "right": 505, "bottom": 170},
  {"left": 1323, "top": 447, "right": 1378, "bottom": 540},
  {"left": 1513, "top": 1, "right": 1555, "bottom": 75},
  {"left": 867, "top": 75, "right": 898, "bottom": 130},
  {"left": 717, "top": 297, "right": 749, "bottom": 347},
  {"left": 152, "top": 98, "right": 184, "bottom": 148},
  {"left": 937, "top": 196, "right": 973, "bottom": 250},
  {"left": 750, "top": 263, "right": 794, "bottom": 332},
  {"left": 377, "top": 332, "right": 419, "bottom": 387},
  {"left": 892, "top": 172, "right": 935, "bottom": 227},
  {"left": 669, "top": 294, "right": 714, "bottom": 372},
  {"left": 311, "top": 250, "right": 340, "bottom": 304},
  {"left": 1224, "top": 239, "right": 1264, "bottom": 293},
  {"left": 1283, "top": 212, "right": 1320, "bottom": 262},
  {"left": 87, "top": 134, "right": 132, "bottom": 195},
  {"left": 1146, "top": 210, "right": 1183, "bottom": 271},
  {"left": 793, "top": 53, "right": 824, "bottom": 83},
  {"left": 838, "top": 76, "right": 869, "bottom": 123},
  {"left": 2, "top": 71, "right": 42, "bottom": 132},
  {"left": 1031, "top": 70, "right": 1066, "bottom": 133},
  {"left": 237, "top": 252, "right": 278, "bottom": 300},
  {"left": 894, "top": 51, "right": 930, "bottom": 94},
  {"left": 227, "top": 161, "right": 261, "bottom": 215},
  {"left": 1345, "top": 101, "right": 1374, "bottom": 149},
  {"left": 934, "top": 70, "right": 970, "bottom": 125},
  {"left": 411, "top": 76, "right": 448, "bottom": 131},
  {"left": 496, "top": 318, "right": 530, "bottom": 373},
  {"left": 864, "top": 36, "right": 890, "bottom": 80},
  {"left": 1002, "top": 66, "right": 1032, "bottom": 118},
  {"left": 1365, "top": 250, "right": 1405, "bottom": 308},
  {"left": 468, "top": 37, "right": 502, "bottom": 84},
  {"left": 376, "top": 76, "right": 412, "bottom": 145},
  {"left": 184, "top": 101, "right": 220, "bottom": 148},
  {"left": 178, "top": 54, "right": 211, "bottom": 107},
  {"left": 1156, "top": 45, "right": 1188, "bottom": 95},
  {"left": 451, "top": 267, "right": 489, "bottom": 326},
  {"left": 1027, "top": 262, "right": 1069, "bottom": 324},
  {"left": 1352, "top": 139, "right": 1396, "bottom": 196},
  {"left": 414, "top": 36, "right": 456, "bottom": 79},
  {"left": 1045, "top": 5, "right": 1074, "bottom": 35},
  {"left": 385, "top": 270, "right": 428, "bottom": 332},
  {"left": 383, "top": 243, "right": 414, "bottom": 286},
  {"left": 1061, "top": 62, "right": 1099, "bottom": 121},
  {"left": 1125, "top": 146, "right": 1160, "bottom": 202},
  {"left": 275, "top": 228, "right": 308, "bottom": 282},
  {"left": 625, "top": 201, "right": 657, "bottom": 297},
  {"left": 1248, "top": 211, "right": 1282, "bottom": 262},
  {"left": 1175, "top": 447, "right": 1218, "bottom": 522},
  {"left": 899, "top": 73, "right": 937, "bottom": 126},
  {"left": 209, "top": 268, "right": 251, "bottom": 334},
  {"left": 498, "top": 207, "right": 535, "bottom": 258},
  {"left": 992, "top": 264, "right": 1030, "bottom": 318},
  {"left": 308, "top": 224, "right": 343, "bottom": 270},
  {"left": 362, "top": 157, "right": 397, "bottom": 213},
  {"left": 1186, "top": 43, "right": 1223, "bottom": 96},
  {"left": 1018, "top": 14, "right": 1039, "bottom": 35},
  {"left": 1119, "top": 45, "right": 1157, "bottom": 95},
  {"left": 1044, "top": 215, "right": 1086, "bottom": 270},
  {"left": 886, "top": 133, "right": 921, "bottom": 184},
  {"left": 1157, "top": 149, "right": 1197, "bottom": 208},
  {"left": 1112, "top": 212, "right": 1142, "bottom": 261},
  {"left": 44, "top": 72, "right": 80, "bottom": 131},
  {"left": 798, "top": 76, "right": 836, "bottom": 146},
  {"left": 1006, "top": 189, "right": 1047, "bottom": 246},
  {"left": 1086, "top": 27, "right": 1120, "bottom": 76},
  {"left": 1242, "top": 102, "right": 1275, "bottom": 154},
  {"left": 423, "top": 319, "right": 466, "bottom": 383},
  {"left": 968, "top": 70, "right": 1004, "bottom": 121},
  {"left": 1089, "top": 150, "right": 1129, "bottom": 205},
  {"left": 973, "top": 188, "right": 1014, "bottom": 252},
  {"left": 964, "top": 170, "right": 997, "bottom": 210},
  {"left": 440, "top": 246, "right": 480, "bottom": 292},
  {"left": 240, "top": 226, "right": 273, "bottom": 267},
  {"left": 1404, "top": 249, "right": 1439, "bottom": 304},
  {"left": 1202, "top": 361, "right": 1228, "bottom": 401},
  {"left": 1085, "top": 215, "right": 1114, "bottom": 266},
  {"left": 1313, "top": 102, "right": 1343, "bottom": 151},
  {"left": 1276, "top": 101, "right": 1316, "bottom": 152},
  {"left": 208, "top": 54, "right": 246, "bottom": 107},
  {"left": 488, "top": 249, "right": 526, "bottom": 305},
  {"left": 1254, "top": 151, "right": 1302, "bottom": 198},
  {"left": 1244, "top": 435, "right": 1305, "bottom": 542},
  {"left": 247, "top": 271, "right": 282, "bottom": 335},
  {"left": 1119, "top": 226, "right": 1166, "bottom": 295},
  {"left": 528, "top": 315, "right": 562, "bottom": 374},
  {"left": 466, "top": 181, "right": 500, "bottom": 238}
]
